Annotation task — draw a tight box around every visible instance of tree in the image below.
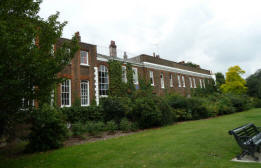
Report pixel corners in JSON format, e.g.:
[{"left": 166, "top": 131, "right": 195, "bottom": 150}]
[
  {"left": 0, "top": 0, "right": 79, "bottom": 139},
  {"left": 246, "top": 69, "right": 261, "bottom": 98},
  {"left": 215, "top": 72, "right": 225, "bottom": 91},
  {"left": 220, "top": 66, "right": 247, "bottom": 95}
]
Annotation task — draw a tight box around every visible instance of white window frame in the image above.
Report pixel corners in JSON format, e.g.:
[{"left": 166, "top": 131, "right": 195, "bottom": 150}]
[
  {"left": 189, "top": 77, "right": 193, "bottom": 88},
  {"left": 81, "top": 81, "right": 90, "bottom": 106},
  {"left": 160, "top": 72, "right": 165, "bottom": 88},
  {"left": 80, "top": 50, "right": 89, "bottom": 66},
  {"left": 61, "top": 79, "right": 71, "bottom": 107},
  {"left": 182, "top": 76, "right": 186, "bottom": 87},
  {"left": 203, "top": 79, "right": 206, "bottom": 88},
  {"left": 149, "top": 71, "right": 154, "bottom": 86},
  {"left": 193, "top": 78, "right": 197, "bottom": 88},
  {"left": 122, "top": 66, "right": 127, "bottom": 83},
  {"left": 132, "top": 67, "right": 138, "bottom": 85},
  {"left": 99, "top": 65, "right": 109, "bottom": 97},
  {"left": 170, "top": 74, "right": 173, "bottom": 87},
  {"left": 178, "top": 75, "right": 181, "bottom": 87},
  {"left": 199, "top": 79, "right": 203, "bottom": 88}
]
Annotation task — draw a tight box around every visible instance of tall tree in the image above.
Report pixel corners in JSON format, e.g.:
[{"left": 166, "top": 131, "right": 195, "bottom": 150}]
[
  {"left": 215, "top": 72, "right": 225, "bottom": 91},
  {"left": 0, "top": 0, "right": 79, "bottom": 139},
  {"left": 221, "top": 66, "right": 247, "bottom": 95},
  {"left": 246, "top": 69, "right": 261, "bottom": 98}
]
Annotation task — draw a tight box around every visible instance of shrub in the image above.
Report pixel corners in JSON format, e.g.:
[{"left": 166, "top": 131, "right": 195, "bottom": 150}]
[
  {"left": 26, "top": 104, "right": 68, "bottom": 152},
  {"left": 100, "top": 97, "right": 131, "bottom": 123},
  {"left": 166, "top": 94, "right": 188, "bottom": 109},
  {"left": 186, "top": 97, "right": 208, "bottom": 120},
  {"left": 226, "top": 94, "right": 251, "bottom": 112},
  {"left": 216, "top": 95, "right": 235, "bottom": 115},
  {"left": 105, "top": 120, "right": 118, "bottom": 134},
  {"left": 119, "top": 118, "right": 134, "bottom": 132},
  {"left": 71, "top": 122, "right": 87, "bottom": 136},
  {"left": 174, "top": 108, "right": 192, "bottom": 121},
  {"left": 86, "top": 121, "right": 105, "bottom": 137},
  {"left": 253, "top": 98, "right": 261, "bottom": 108}
]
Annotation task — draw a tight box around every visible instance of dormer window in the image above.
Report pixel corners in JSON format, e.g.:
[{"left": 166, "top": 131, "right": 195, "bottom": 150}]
[{"left": 80, "top": 50, "right": 88, "bottom": 65}]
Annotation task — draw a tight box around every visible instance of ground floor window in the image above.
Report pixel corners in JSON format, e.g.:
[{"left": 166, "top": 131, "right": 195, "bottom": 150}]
[
  {"left": 81, "top": 81, "right": 89, "bottom": 106},
  {"left": 99, "top": 65, "right": 109, "bottom": 96},
  {"left": 61, "top": 79, "right": 71, "bottom": 107}
]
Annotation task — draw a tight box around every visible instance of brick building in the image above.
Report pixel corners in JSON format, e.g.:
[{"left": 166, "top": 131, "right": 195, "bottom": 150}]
[{"left": 56, "top": 33, "right": 212, "bottom": 107}]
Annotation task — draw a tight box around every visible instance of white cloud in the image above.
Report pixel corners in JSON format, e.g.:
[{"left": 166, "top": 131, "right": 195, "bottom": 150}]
[{"left": 39, "top": 0, "right": 261, "bottom": 77}]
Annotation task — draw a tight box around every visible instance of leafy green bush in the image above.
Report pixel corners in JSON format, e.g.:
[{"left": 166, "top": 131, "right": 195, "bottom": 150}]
[
  {"left": 186, "top": 97, "right": 208, "bottom": 120},
  {"left": 226, "top": 94, "right": 252, "bottom": 112},
  {"left": 86, "top": 121, "right": 105, "bottom": 137},
  {"left": 71, "top": 122, "right": 87, "bottom": 136},
  {"left": 215, "top": 95, "right": 235, "bottom": 115},
  {"left": 100, "top": 97, "right": 131, "bottom": 123},
  {"left": 173, "top": 108, "right": 192, "bottom": 121},
  {"left": 61, "top": 105, "right": 103, "bottom": 124},
  {"left": 253, "top": 98, "right": 261, "bottom": 108},
  {"left": 26, "top": 104, "right": 68, "bottom": 152},
  {"left": 119, "top": 118, "right": 134, "bottom": 132},
  {"left": 105, "top": 120, "right": 118, "bottom": 134}
]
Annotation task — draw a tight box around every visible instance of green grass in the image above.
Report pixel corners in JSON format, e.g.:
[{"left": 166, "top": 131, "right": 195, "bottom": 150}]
[{"left": 1, "top": 108, "right": 261, "bottom": 168}]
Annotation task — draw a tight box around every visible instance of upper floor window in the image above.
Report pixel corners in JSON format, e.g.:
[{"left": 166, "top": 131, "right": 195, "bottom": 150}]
[
  {"left": 132, "top": 67, "right": 138, "bottom": 85},
  {"left": 161, "top": 72, "right": 165, "bottom": 88},
  {"left": 189, "top": 77, "right": 193, "bottom": 88},
  {"left": 81, "top": 81, "right": 89, "bottom": 106},
  {"left": 99, "top": 65, "right": 109, "bottom": 96},
  {"left": 193, "top": 78, "right": 197, "bottom": 88},
  {"left": 182, "top": 76, "right": 186, "bottom": 87},
  {"left": 61, "top": 79, "right": 71, "bottom": 107},
  {"left": 80, "top": 50, "right": 88, "bottom": 65},
  {"left": 149, "top": 71, "right": 154, "bottom": 86},
  {"left": 178, "top": 75, "right": 181, "bottom": 87},
  {"left": 122, "top": 66, "right": 127, "bottom": 83},
  {"left": 170, "top": 74, "right": 173, "bottom": 87}
]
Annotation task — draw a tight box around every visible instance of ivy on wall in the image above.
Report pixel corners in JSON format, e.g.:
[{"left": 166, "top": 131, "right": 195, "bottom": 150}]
[{"left": 126, "top": 63, "right": 135, "bottom": 95}]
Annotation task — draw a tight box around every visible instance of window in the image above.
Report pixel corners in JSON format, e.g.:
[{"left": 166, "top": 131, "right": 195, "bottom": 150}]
[
  {"left": 51, "top": 44, "right": 55, "bottom": 55},
  {"left": 199, "top": 79, "right": 203, "bottom": 88},
  {"left": 81, "top": 81, "right": 89, "bottom": 106},
  {"left": 149, "top": 71, "right": 154, "bottom": 86},
  {"left": 182, "top": 76, "right": 186, "bottom": 87},
  {"left": 170, "top": 74, "right": 173, "bottom": 87},
  {"left": 132, "top": 67, "right": 138, "bottom": 84},
  {"left": 61, "top": 80, "right": 71, "bottom": 107},
  {"left": 193, "top": 78, "right": 197, "bottom": 88},
  {"left": 203, "top": 79, "right": 206, "bottom": 88},
  {"left": 189, "top": 77, "right": 193, "bottom": 88},
  {"left": 99, "top": 65, "right": 109, "bottom": 96},
  {"left": 80, "top": 50, "right": 88, "bottom": 65},
  {"left": 122, "top": 66, "right": 127, "bottom": 83},
  {"left": 161, "top": 72, "right": 165, "bottom": 88},
  {"left": 178, "top": 75, "right": 181, "bottom": 87}
]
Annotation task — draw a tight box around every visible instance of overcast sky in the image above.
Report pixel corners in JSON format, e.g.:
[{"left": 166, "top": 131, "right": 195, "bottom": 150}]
[{"left": 39, "top": 0, "right": 261, "bottom": 78}]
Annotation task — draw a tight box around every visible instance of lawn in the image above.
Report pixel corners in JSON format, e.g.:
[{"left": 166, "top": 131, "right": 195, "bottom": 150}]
[{"left": 1, "top": 108, "right": 261, "bottom": 168}]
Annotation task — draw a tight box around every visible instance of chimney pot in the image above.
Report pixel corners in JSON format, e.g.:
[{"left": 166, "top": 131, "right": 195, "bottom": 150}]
[
  {"left": 123, "top": 52, "right": 128, "bottom": 60},
  {"left": 75, "top": 31, "right": 81, "bottom": 42},
  {"left": 109, "top": 40, "right": 117, "bottom": 58}
]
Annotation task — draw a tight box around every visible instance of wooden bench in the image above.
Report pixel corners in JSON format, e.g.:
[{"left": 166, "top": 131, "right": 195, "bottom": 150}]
[{"left": 228, "top": 123, "right": 261, "bottom": 161}]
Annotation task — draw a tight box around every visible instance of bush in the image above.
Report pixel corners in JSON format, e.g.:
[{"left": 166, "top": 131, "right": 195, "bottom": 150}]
[
  {"left": 216, "top": 95, "right": 235, "bottom": 115},
  {"left": 253, "top": 98, "right": 261, "bottom": 108},
  {"left": 86, "top": 121, "right": 105, "bottom": 137},
  {"left": 105, "top": 120, "right": 118, "bottom": 134},
  {"left": 61, "top": 105, "right": 103, "bottom": 124},
  {"left": 100, "top": 97, "right": 131, "bottom": 123},
  {"left": 71, "top": 122, "right": 87, "bottom": 136},
  {"left": 186, "top": 97, "right": 208, "bottom": 120},
  {"left": 173, "top": 108, "right": 192, "bottom": 121},
  {"left": 26, "top": 104, "right": 68, "bottom": 152},
  {"left": 226, "top": 94, "right": 252, "bottom": 112},
  {"left": 119, "top": 118, "right": 135, "bottom": 132}
]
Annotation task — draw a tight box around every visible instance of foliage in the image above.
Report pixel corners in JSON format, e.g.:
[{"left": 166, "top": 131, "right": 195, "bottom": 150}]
[
  {"left": 86, "top": 121, "right": 105, "bottom": 137},
  {"left": 138, "top": 75, "right": 152, "bottom": 93},
  {"left": 183, "top": 61, "right": 200, "bottom": 68},
  {"left": 221, "top": 66, "right": 247, "bottom": 95},
  {"left": 100, "top": 97, "right": 131, "bottom": 123},
  {"left": 225, "top": 94, "right": 252, "bottom": 112},
  {"left": 105, "top": 121, "right": 118, "bottom": 134},
  {"left": 61, "top": 105, "right": 103, "bottom": 124},
  {"left": 0, "top": 0, "right": 79, "bottom": 139},
  {"left": 215, "top": 72, "right": 225, "bottom": 91},
  {"left": 108, "top": 60, "right": 126, "bottom": 97},
  {"left": 26, "top": 104, "right": 68, "bottom": 152},
  {"left": 186, "top": 97, "right": 209, "bottom": 120},
  {"left": 126, "top": 63, "right": 135, "bottom": 95},
  {"left": 71, "top": 122, "right": 86, "bottom": 137},
  {"left": 119, "top": 118, "right": 134, "bottom": 132},
  {"left": 246, "top": 69, "right": 261, "bottom": 99}
]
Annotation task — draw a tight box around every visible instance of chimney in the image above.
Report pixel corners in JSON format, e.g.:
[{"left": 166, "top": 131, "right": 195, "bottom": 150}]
[
  {"left": 75, "top": 31, "right": 81, "bottom": 42},
  {"left": 109, "top": 40, "right": 117, "bottom": 58},
  {"left": 123, "top": 51, "right": 128, "bottom": 60},
  {"left": 153, "top": 52, "right": 156, "bottom": 57}
]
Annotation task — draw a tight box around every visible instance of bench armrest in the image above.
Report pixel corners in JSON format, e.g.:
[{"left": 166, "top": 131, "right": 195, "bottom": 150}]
[
  {"left": 257, "top": 127, "right": 261, "bottom": 132},
  {"left": 239, "top": 136, "right": 251, "bottom": 142}
]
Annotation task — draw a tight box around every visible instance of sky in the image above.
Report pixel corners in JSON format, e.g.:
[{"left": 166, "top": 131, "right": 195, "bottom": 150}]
[{"left": 39, "top": 0, "right": 261, "bottom": 78}]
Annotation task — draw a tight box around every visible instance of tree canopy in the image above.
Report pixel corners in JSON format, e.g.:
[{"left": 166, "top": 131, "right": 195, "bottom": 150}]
[
  {"left": 0, "top": 0, "right": 79, "bottom": 139},
  {"left": 215, "top": 72, "right": 225, "bottom": 91},
  {"left": 220, "top": 66, "right": 247, "bottom": 95},
  {"left": 246, "top": 69, "right": 261, "bottom": 98}
]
